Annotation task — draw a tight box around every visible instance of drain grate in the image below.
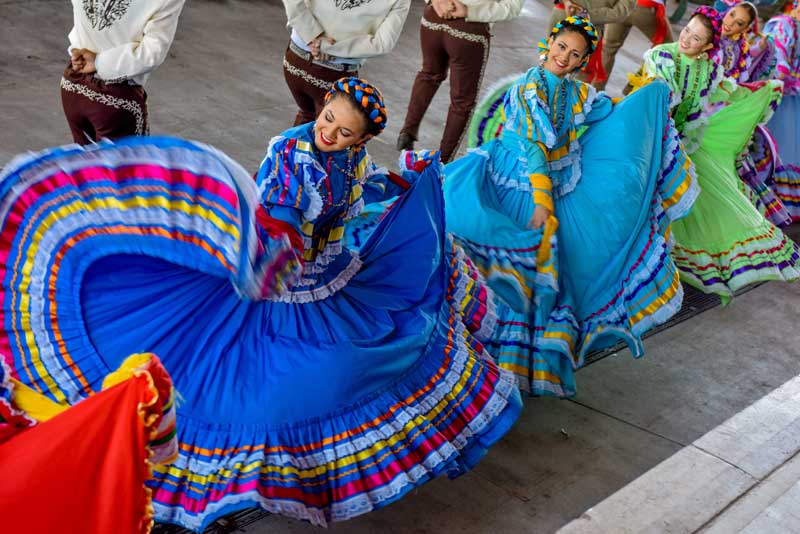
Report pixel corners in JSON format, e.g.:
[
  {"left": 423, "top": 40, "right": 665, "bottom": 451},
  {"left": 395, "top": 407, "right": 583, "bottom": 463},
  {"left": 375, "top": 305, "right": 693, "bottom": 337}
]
[
  {"left": 152, "top": 508, "right": 273, "bottom": 534},
  {"left": 151, "top": 279, "right": 771, "bottom": 533}
]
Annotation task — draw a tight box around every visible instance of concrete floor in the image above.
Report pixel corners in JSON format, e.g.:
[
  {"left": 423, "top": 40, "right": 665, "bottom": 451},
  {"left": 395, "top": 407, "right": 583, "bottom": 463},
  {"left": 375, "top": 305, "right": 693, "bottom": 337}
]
[
  {"left": 2, "top": 1, "right": 800, "bottom": 533},
  {"left": 0, "top": 0, "right": 652, "bottom": 169},
  {"left": 248, "top": 281, "right": 800, "bottom": 534}
]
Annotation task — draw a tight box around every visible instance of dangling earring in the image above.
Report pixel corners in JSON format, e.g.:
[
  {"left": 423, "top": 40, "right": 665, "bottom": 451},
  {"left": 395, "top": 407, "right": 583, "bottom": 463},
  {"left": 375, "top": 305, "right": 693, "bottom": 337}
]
[{"left": 537, "top": 38, "right": 550, "bottom": 65}]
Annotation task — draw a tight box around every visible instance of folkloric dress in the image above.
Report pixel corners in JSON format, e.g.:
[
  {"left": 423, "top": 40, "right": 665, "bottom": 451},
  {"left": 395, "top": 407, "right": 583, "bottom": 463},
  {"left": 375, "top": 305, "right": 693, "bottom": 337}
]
[
  {"left": 713, "top": 30, "right": 791, "bottom": 226},
  {"left": 640, "top": 42, "right": 799, "bottom": 300},
  {"left": 440, "top": 66, "right": 697, "bottom": 396},
  {"left": 0, "top": 126, "right": 522, "bottom": 530},
  {"left": 0, "top": 353, "right": 178, "bottom": 534},
  {"left": 766, "top": 14, "right": 800, "bottom": 221}
]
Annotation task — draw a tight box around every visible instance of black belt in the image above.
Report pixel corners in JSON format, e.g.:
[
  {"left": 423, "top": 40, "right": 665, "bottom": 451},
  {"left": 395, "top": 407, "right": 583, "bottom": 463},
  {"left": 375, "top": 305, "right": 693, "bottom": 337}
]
[{"left": 288, "top": 41, "right": 360, "bottom": 72}]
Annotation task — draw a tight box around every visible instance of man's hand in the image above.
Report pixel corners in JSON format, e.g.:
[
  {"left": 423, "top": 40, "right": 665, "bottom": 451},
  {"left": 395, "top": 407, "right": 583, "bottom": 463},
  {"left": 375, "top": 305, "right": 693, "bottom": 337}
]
[
  {"left": 450, "top": 0, "right": 468, "bottom": 19},
  {"left": 432, "top": 0, "right": 455, "bottom": 19},
  {"left": 71, "top": 49, "right": 97, "bottom": 74},
  {"left": 309, "top": 35, "right": 336, "bottom": 61},
  {"left": 564, "top": 0, "right": 586, "bottom": 17},
  {"left": 70, "top": 48, "right": 88, "bottom": 72}
]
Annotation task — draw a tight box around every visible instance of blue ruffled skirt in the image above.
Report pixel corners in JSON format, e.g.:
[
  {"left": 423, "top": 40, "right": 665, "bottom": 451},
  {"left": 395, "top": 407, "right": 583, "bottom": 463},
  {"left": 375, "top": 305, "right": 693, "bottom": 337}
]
[
  {"left": 443, "top": 81, "right": 698, "bottom": 396},
  {"left": 0, "top": 137, "right": 521, "bottom": 531}
]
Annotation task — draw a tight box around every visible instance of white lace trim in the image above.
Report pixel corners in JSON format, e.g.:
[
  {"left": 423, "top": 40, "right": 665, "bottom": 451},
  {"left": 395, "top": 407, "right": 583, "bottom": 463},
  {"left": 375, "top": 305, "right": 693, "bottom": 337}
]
[
  {"left": 0, "top": 359, "right": 38, "bottom": 428},
  {"left": 265, "top": 251, "right": 362, "bottom": 303}
]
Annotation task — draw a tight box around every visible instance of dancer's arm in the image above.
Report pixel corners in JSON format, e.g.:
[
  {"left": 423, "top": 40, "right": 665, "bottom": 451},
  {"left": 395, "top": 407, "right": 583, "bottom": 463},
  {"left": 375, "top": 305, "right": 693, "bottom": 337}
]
[
  {"left": 582, "top": 91, "right": 614, "bottom": 124},
  {"left": 92, "top": 0, "right": 185, "bottom": 82},
  {"left": 501, "top": 80, "right": 555, "bottom": 229},
  {"left": 283, "top": 0, "right": 325, "bottom": 46},
  {"left": 361, "top": 169, "right": 411, "bottom": 204},
  {"left": 321, "top": 0, "right": 412, "bottom": 58},
  {"left": 255, "top": 136, "right": 327, "bottom": 241},
  {"left": 763, "top": 18, "right": 795, "bottom": 85},
  {"left": 744, "top": 34, "right": 777, "bottom": 81},
  {"left": 360, "top": 150, "right": 440, "bottom": 205},
  {"left": 459, "top": 0, "right": 524, "bottom": 23}
]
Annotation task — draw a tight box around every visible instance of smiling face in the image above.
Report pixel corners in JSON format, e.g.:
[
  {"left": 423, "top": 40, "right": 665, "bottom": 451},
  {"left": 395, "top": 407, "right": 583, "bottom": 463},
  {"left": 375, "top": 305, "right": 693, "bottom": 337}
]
[
  {"left": 678, "top": 16, "right": 714, "bottom": 58},
  {"left": 721, "top": 5, "right": 754, "bottom": 36},
  {"left": 313, "top": 95, "right": 368, "bottom": 153},
  {"left": 543, "top": 30, "right": 589, "bottom": 77}
]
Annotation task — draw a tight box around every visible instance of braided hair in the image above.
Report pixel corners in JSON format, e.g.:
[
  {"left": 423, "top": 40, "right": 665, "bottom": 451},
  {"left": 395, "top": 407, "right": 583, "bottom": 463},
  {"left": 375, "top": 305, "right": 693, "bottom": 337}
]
[
  {"left": 538, "top": 16, "right": 600, "bottom": 69},
  {"left": 692, "top": 6, "right": 723, "bottom": 54},
  {"left": 324, "top": 77, "right": 387, "bottom": 140}
]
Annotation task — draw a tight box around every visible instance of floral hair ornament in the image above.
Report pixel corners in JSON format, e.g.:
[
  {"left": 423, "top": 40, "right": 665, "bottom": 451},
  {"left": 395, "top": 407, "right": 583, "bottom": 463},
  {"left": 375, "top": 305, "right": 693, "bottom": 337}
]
[
  {"left": 693, "top": 6, "right": 724, "bottom": 54},
  {"left": 324, "top": 77, "right": 388, "bottom": 140},
  {"left": 537, "top": 16, "right": 600, "bottom": 69}
]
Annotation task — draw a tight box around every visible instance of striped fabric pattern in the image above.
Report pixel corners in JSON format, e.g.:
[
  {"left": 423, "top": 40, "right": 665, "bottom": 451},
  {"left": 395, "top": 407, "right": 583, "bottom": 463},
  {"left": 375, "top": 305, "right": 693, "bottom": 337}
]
[
  {"left": 0, "top": 139, "right": 271, "bottom": 404},
  {"left": 0, "top": 137, "right": 522, "bottom": 530},
  {"left": 774, "top": 163, "right": 800, "bottom": 221},
  {"left": 673, "top": 222, "right": 800, "bottom": 298},
  {"left": 537, "top": 117, "right": 697, "bottom": 375},
  {"left": 738, "top": 125, "right": 792, "bottom": 227},
  {"left": 147, "top": 260, "right": 520, "bottom": 529}
]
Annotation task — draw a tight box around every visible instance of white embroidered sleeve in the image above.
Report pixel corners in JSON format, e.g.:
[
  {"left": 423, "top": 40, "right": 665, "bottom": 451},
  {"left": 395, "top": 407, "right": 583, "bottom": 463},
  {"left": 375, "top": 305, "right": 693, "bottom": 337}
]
[{"left": 94, "top": 0, "right": 185, "bottom": 82}]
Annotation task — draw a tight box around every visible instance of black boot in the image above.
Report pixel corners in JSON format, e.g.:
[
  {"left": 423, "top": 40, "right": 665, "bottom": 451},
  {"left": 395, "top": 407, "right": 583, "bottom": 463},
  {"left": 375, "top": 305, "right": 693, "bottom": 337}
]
[{"left": 396, "top": 132, "right": 415, "bottom": 151}]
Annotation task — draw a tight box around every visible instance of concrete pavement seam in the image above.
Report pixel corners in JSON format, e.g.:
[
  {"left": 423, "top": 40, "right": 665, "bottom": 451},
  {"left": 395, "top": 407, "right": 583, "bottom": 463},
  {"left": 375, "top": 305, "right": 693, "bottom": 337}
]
[
  {"left": 567, "top": 398, "right": 688, "bottom": 448},
  {"left": 691, "top": 443, "right": 762, "bottom": 479},
  {"left": 692, "top": 449, "right": 800, "bottom": 533}
]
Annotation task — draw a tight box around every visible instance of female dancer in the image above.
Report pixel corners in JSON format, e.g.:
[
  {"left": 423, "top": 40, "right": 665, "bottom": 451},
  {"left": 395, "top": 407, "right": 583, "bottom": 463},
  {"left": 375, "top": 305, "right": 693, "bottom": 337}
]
[
  {"left": 633, "top": 6, "right": 799, "bottom": 300},
  {"left": 712, "top": 1, "right": 791, "bottom": 226},
  {"left": 441, "top": 16, "right": 697, "bottom": 396},
  {"left": 0, "top": 77, "right": 522, "bottom": 530},
  {"left": 765, "top": 3, "right": 800, "bottom": 221},
  {"left": 714, "top": 1, "right": 773, "bottom": 81}
]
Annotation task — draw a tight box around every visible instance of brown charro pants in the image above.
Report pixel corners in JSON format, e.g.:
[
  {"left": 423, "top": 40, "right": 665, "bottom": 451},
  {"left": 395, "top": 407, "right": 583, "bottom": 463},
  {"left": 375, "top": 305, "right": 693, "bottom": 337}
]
[
  {"left": 399, "top": 6, "right": 491, "bottom": 162},
  {"left": 600, "top": 4, "right": 674, "bottom": 90},
  {"left": 60, "top": 65, "right": 148, "bottom": 144},
  {"left": 282, "top": 43, "right": 359, "bottom": 126}
]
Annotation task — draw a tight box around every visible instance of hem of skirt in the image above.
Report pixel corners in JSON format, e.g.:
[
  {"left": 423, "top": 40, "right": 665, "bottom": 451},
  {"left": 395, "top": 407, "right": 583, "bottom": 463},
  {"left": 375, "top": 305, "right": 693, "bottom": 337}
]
[
  {"left": 148, "top": 294, "right": 522, "bottom": 530},
  {"left": 673, "top": 226, "right": 800, "bottom": 299},
  {"left": 678, "top": 263, "right": 799, "bottom": 301},
  {"left": 152, "top": 390, "right": 522, "bottom": 531}
]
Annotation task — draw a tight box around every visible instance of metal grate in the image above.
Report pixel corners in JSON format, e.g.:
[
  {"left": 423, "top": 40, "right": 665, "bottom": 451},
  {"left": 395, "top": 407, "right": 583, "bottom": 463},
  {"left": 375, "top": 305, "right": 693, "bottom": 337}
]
[{"left": 152, "top": 509, "right": 273, "bottom": 534}]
